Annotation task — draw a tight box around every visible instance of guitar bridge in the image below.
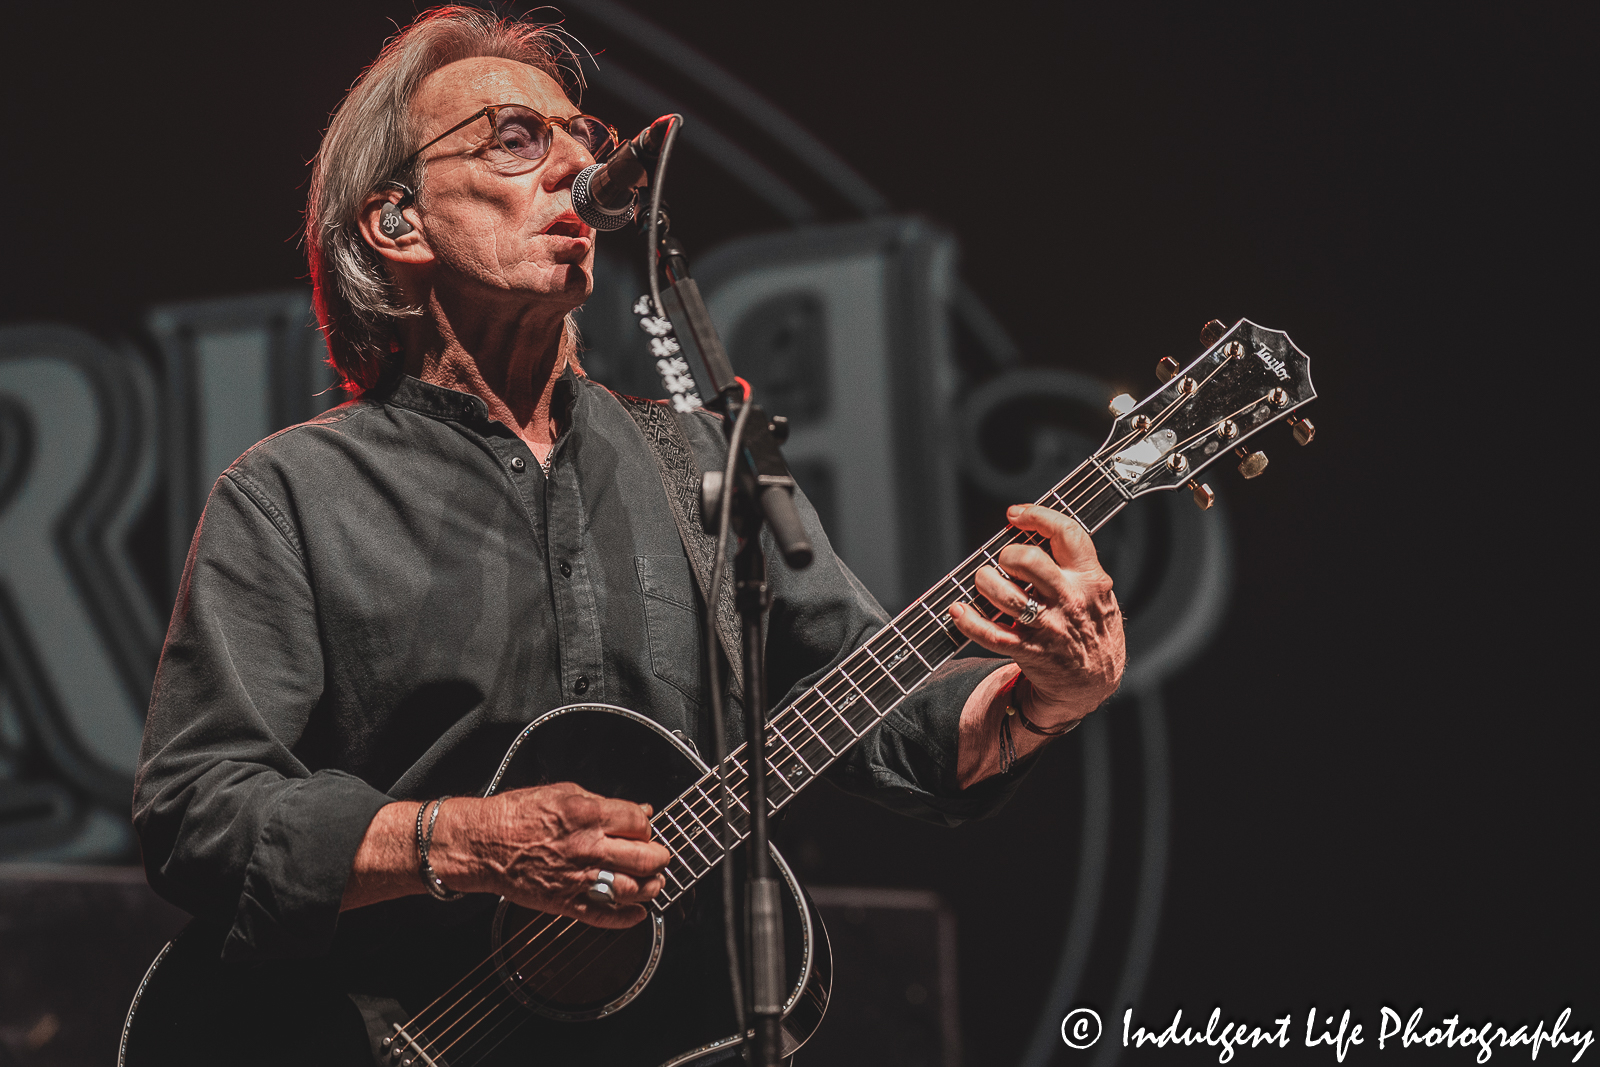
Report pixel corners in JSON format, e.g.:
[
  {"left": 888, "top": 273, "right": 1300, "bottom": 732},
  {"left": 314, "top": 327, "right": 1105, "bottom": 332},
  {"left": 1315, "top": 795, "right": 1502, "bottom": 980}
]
[{"left": 383, "top": 1024, "right": 446, "bottom": 1067}]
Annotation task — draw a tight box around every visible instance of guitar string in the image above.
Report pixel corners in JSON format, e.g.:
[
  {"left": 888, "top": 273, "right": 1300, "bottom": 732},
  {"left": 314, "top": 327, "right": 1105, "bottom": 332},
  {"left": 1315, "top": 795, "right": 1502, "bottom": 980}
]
[
  {"left": 392, "top": 470, "right": 1125, "bottom": 1062},
  {"left": 427, "top": 920, "right": 621, "bottom": 1064},
  {"left": 452, "top": 906, "right": 653, "bottom": 1043},
  {"left": 404, "top": 909, "right": 617, "bottom": 1054},
  {"left": 448, "top": 911, "right": 666, "bottom": 1064},
  {"left": 391, "top": 909, "right": 556, "bottom": 1053},
  {"left": 404, "top": 920, "right": 623, "bottom": 1064},
  {"left": 390, "top": 384, "right": 1239, "bottom": 1057}
]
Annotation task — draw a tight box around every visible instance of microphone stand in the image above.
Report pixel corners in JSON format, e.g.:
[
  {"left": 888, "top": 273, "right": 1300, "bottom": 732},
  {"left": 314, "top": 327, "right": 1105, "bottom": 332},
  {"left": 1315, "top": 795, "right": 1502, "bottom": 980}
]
[{"left": 647, "top": 210, "right": 811, "bottom": 1067}]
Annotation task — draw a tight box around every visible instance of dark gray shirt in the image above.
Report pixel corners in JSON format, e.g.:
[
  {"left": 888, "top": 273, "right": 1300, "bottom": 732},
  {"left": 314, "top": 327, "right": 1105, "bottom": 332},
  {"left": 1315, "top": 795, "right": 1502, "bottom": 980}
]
[{"left": 133, "top": 370, "right": 1016, "bottom": 961}]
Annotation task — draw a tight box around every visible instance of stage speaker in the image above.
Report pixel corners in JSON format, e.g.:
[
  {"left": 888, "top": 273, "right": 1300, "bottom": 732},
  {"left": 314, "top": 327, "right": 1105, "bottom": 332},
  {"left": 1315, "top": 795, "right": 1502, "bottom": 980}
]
[
  {"left": 0, "top": 865, "right": 186, "bottom": 1066},
  {"left": 804, "top": 886, "right": 961, "bottom": 1067}
]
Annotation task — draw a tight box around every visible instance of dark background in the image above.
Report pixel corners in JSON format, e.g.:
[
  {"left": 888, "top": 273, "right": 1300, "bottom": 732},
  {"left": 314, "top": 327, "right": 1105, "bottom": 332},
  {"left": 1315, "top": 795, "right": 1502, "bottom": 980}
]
[{"left": 1, "top": 2, "right": 1592, "bottom": 1063}]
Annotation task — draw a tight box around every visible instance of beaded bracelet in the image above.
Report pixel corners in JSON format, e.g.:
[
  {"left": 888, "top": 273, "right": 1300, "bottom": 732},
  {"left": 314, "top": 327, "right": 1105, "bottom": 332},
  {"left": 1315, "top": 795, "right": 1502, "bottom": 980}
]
[{"left": 415, "top": 797, "right": 465, "bottom": 901}]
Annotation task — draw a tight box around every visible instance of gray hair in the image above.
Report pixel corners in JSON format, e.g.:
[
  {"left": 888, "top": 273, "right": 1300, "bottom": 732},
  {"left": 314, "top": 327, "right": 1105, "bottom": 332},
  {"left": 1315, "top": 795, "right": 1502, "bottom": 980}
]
[{"left": 307, "top": 6, "right": 585, "bottom": 395}]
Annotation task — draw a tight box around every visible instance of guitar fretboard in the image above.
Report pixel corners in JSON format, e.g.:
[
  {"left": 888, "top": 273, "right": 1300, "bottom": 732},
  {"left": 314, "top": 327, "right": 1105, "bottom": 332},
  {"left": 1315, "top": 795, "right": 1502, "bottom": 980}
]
[{"left": 649, "top": 455, "right": 1131, "bottom": 905}]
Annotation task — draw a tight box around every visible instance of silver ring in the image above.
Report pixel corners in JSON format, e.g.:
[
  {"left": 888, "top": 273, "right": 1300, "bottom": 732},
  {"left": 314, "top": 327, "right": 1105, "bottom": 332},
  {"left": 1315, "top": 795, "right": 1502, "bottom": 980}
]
[
  {"left": 586, "top": 870, "right": 617, "bottom": 904},
  {"left": 1015, "top": 596, "right": 1043, "bottom": 626}
]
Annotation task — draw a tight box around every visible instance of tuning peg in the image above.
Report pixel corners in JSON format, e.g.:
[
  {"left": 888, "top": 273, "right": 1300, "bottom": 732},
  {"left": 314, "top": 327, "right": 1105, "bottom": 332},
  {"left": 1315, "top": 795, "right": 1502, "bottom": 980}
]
[
  {"left": 1108, "top": 393, "right": 1136, "bottom": 417},
  {"left": 1200, "top": 319, "right": 1228, "bottom": 346},
  {"left": 1287, "top": 416, "right": 1315, "bottom": 446},
  {"left": 768, "top": 415, "right": 790, "bottom": 444},
  {"left": 1234, "top": 447, "right": 1268, "bottom": 479},
  {"left": 1155, "top": 357, "right": 1180, "bottom": 384},
  {"left": 1187, "top": 479, "right": 1215, "bottom": 510}
]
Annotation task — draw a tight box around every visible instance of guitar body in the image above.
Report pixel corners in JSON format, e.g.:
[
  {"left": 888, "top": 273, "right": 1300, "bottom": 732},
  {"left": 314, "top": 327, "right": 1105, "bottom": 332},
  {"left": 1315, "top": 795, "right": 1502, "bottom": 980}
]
[{"left": 121, "top": 705, "right": 831, "bottom": 1067}]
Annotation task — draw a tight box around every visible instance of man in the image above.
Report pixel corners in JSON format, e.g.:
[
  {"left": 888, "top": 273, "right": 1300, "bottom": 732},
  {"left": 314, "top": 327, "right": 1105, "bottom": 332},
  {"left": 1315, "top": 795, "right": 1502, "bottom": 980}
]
[{"left": 133, "top": 4, "right": 1124, "bottom": 1057}]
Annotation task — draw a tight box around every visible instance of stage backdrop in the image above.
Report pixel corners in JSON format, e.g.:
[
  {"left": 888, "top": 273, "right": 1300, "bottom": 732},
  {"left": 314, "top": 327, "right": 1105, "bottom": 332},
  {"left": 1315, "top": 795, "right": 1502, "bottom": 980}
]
[{"left": 0, "top": 3, "right": 1590, "bottom": 1066}]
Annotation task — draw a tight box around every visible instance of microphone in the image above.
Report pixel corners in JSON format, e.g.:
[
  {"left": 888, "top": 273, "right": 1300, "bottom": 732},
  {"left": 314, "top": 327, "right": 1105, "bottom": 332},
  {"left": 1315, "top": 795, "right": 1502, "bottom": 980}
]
[{"left": 571, "top": 115, "right": 675, "bottom": 232}]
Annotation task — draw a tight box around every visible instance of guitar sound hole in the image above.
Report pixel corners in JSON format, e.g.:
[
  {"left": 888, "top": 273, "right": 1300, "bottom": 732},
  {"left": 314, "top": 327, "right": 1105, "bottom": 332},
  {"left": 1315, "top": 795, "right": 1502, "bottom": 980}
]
[{"left": 491, "top": 903, "right": 660, "bottom": 1020}]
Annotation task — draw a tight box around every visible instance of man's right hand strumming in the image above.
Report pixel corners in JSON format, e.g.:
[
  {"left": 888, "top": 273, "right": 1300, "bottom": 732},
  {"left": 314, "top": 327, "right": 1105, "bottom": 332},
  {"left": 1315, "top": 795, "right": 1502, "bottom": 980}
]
[{"left": 341, "top": 784, "right": 673, "bottom": 928}]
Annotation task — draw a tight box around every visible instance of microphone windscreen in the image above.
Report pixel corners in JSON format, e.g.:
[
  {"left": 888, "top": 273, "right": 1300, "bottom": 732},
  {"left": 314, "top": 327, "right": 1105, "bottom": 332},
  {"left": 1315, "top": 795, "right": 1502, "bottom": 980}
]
[{"left": 571, "top": 164, "right": 635, "bottom": 231}]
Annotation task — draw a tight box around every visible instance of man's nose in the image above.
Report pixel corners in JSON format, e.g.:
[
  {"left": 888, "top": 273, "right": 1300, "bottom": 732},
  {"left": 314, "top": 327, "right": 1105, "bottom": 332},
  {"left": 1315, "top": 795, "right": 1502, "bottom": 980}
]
[{"left": 541, "top": 129, "right": 593, "bottom": 191}]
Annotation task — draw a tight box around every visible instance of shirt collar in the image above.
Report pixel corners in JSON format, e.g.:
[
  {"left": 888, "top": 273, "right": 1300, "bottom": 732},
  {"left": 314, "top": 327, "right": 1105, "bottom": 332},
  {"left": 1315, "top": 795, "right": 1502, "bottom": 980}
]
[{"left": 377, "top": 362, "right": 586, "bottom": 427}]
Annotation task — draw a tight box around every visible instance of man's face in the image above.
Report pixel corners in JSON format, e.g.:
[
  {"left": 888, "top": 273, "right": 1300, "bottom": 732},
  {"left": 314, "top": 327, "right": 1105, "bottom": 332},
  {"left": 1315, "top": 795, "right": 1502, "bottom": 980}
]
[{"left": 405, "top": 57, "right": 599, "bottom": 316}]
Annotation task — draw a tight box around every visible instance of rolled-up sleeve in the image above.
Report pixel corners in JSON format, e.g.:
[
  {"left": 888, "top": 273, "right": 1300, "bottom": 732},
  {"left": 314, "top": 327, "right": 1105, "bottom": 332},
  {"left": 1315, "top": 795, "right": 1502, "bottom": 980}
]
[{"left": 132, "top": 471, "right": 390, "bottom": 961}]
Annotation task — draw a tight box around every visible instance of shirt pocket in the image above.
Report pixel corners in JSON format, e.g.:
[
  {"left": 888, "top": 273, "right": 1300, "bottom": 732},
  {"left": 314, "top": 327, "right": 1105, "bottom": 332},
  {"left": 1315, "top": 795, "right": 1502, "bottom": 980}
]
[{"left": 636, "top": 554, "right": 702, "bottom": 700}]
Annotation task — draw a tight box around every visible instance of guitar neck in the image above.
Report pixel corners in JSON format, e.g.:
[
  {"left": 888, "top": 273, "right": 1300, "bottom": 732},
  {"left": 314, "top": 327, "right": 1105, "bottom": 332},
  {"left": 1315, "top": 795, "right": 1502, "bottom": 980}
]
[{"left": 650, "top": 456, "right": 1130, "bottom": 906}]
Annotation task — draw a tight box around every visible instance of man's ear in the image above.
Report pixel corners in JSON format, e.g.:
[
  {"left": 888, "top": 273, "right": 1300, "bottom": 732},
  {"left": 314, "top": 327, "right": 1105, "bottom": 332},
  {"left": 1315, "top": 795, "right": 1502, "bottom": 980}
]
[{"left": 358, "top": 185, "right": 430, "bottom": 264}]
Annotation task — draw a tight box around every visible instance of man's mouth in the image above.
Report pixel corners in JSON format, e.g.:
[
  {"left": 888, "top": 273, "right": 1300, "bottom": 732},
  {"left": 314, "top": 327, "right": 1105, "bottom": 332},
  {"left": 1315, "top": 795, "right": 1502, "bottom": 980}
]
[{"left": 542, "top": 214, "right": 589, "bottom": 239}]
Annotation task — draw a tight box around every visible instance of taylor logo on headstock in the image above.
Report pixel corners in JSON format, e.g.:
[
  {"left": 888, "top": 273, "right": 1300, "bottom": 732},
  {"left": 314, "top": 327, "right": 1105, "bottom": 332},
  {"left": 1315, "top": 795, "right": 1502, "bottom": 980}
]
[{"left": 1254, "top": 340, "right": 1291, "bottom": 381}]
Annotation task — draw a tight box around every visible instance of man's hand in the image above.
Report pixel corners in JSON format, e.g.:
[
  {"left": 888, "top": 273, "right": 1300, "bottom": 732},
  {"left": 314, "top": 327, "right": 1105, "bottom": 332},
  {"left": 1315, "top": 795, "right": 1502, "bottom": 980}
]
[
  {"left": 342, "top": 784, "right": 673, "bottom": 927},
  {"left": 436, "top": 784, "right": 673, "bottom": 928},
  {"left": 950, "top": 503, "right": 1127, "bottom": 726}
]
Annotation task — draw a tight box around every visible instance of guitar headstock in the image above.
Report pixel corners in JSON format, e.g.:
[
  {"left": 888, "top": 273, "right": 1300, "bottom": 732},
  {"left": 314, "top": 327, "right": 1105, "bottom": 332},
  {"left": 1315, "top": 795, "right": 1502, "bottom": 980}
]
[{"left": 1099, "top": 319, "right": 1316, "bottom": 502}]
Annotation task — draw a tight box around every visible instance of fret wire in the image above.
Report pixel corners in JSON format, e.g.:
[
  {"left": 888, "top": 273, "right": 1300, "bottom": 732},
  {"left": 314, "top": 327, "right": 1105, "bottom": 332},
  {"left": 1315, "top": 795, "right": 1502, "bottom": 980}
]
[
  {"left": 935, "top": 575, "right": 971, "bottom": 608},
  {"left": 688, "top": 796, "right": 734, "bottom": 861},
  {"left": 786, "top": 699, "right": 842, "bottom": 757},
  {"left": 815, "top": 688, "right": 865, "bottom": 738},
  {"left": 673, "top": 791, "right": 724, "bottom": 851},
  {"left": 918, "top": 598, "right": 956, "bottom": 639},
  {"left": 860, "top": 644, "right": 910, "bottom": 696},
  {"left": 679, "top": 780, "right": 744, "bottom": 847},
  {"left": 885, "top": 619, "right": 936, "bottom": 672},
  {"left": 767, "top": 720, "right": 818, "bottom": 776},
  {"left": 1087, "top": 456, "right": 1131, "bottom": 499},
  {"left": 838, "top": 652, "right": 902, "bottom": 710},
  {"left": 653, "top": 807, "right": 696, "bottom": 850},
  {"left": 693, "top": 778, "right": 748, "bottom": 825},
  {"left": 790, "top": 697, "right": 864, "bottom": 755},
  {"left": 703, "top": 760, "right": 751, "bottom": 802},
  {"left": 685, "top": 769, "right": 753, "bottom": 842},
  {"left": 649, "top": 818, "right": 691, "bottom": 859},
  {"left": 711, "top": 741, "right": 792, "bottom": 808},
  {"left": 1044, "top": 487, "right": 1081, "bottom": 519},
  {"left": 839, "top": 670, "right": 886, "bottom": 730},
  {"left": 1054, "top": 463, "right": 1105, "bottom": 505},
  {"left": 658, "top": 808, "right": 713, "bottom": 870},
  {"left": 865, "top": 624, "right": 924, "bottom": 675},
  {"left": 764, "top": 767, "right": 796, "bottom": 806}
]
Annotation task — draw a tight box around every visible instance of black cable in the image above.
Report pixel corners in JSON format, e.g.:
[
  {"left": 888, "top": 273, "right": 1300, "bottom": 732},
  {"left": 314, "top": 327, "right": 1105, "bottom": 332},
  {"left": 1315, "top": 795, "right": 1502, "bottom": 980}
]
[
  {"left": 645, "top": 114, "right": 684, "bottom": 318},
  {"left": 705, "top": 397, "right": 752, "bottom": 1039}
]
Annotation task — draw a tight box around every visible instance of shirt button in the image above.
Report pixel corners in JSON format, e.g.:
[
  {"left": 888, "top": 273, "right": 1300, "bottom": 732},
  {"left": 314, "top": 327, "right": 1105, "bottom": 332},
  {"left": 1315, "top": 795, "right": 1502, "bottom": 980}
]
[
  {"left": 573, "top": 676, "right": 589, "bottom": 695},
  {"left": 559, "top": 562, "right": 572, "bottom": 578},
  {"left": 509, "top": 456, "right": 526, "bottom": 472}
]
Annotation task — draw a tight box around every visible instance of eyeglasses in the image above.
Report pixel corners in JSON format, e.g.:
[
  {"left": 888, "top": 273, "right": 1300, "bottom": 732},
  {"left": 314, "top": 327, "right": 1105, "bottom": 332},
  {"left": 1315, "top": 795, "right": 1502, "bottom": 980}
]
[{"left": 401, "top": 103, "right": 619, "bottom": 171}]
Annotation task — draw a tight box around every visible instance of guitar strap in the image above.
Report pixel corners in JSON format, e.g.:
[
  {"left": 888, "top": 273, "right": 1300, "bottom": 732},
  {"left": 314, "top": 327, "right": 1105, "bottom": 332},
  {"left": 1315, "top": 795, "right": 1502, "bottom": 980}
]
[{"left": 615, "top": 393, "right": 744, "bottom": 700}]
